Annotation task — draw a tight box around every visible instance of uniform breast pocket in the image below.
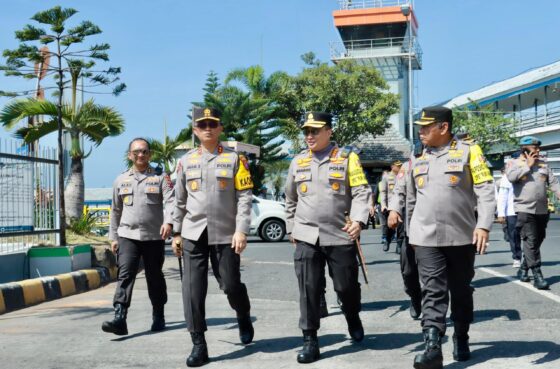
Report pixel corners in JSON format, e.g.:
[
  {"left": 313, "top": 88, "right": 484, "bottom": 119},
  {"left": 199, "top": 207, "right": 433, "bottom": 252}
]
[
  {"left": 413, "top": 164, "right": 429, "bottom": 189},
  {"left": 295, "top": 172, "right": 312, "bottom": 197},
  {"left": 215, "top": 168, "right": 234, "bottom": 191},
  {"left": 186, "top": 169, "right": 202, "bottom": 193},
  {"left": 445, "top": 164, "right": 465, "bottom": 188},
  {"left": 328, "top": 172, "right": 346, "bottom": 196},
  {"left": 118, "top": 186, "right": 134, "bottom": 206},
  {"left": 145, "top": 185, "right": 161, "bottom": 204}
]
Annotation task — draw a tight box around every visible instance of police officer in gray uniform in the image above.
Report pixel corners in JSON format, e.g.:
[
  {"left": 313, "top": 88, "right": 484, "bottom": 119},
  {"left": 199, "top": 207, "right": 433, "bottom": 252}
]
[
  {"left": 506, "top": 136, "right": 560, "bottom": 289},
  {"left": 102, "top": 138, "right": 175, "bottom": 336},
  {"left": 380, "top": 160, "right": 404, "bottom": 253},
  {"left": 172, "top": 107, "right": 254, "bottom": 367},
  {"left": 389, "top": 107, "right": 496, "bottom": 369},
  {"left": 285, "top": 112, "right": 371, "bottom": 364}
]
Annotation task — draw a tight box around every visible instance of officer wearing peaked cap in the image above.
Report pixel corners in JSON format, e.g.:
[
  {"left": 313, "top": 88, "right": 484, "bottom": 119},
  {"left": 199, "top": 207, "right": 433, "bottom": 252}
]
[
  {"left": 102, "top": 137, "right": 175, "bottom": 336},
  {"left": 380, "top": 159, "right": 405, "bottom": 253},
  {"left": 506, "top": 136, "right": 560, "bottom": 289},
  {"left": 285, "top": 111, "right": 372, "bottom": 364},
  {"left": 388, "top": 106, "right": 496, "bottom": 369},
  {"left": 172, "top": 106, "right": 255, "bottom": 367}
]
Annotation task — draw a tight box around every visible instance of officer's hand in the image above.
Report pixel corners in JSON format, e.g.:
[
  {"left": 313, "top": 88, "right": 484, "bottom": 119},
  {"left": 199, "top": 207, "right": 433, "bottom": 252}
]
[
  {"left": 496, "top": 216, "right": 505, "bottom": 224},
  {"left": 369, "top": 206, "right": 376, "bottom": 217},
  {"left": 388, "top": 210, "right": 402, "bottom": 229},
  {"left": 473, "top": 228, "right": 489, "bottom": 255},
  {"left": 342, "top": 221, "right": 361, "bottom": 240},
  {"left": 381, "top": 206, "right": 387, "bottom": 213},
  {"left": 111, "top": 241, "right": 118, "bottom": 254},
  {"left": 524, "top": 151, "right": 538, "bottom": 167},
  {"left": 288, "top": 234, "right": 296, "bottom": 247},
  {"left": 232, "top": 231, "right": 247, "bottom": 254},
  {"left": 160, "top": 223, "right": 172, "bottom": 239},
  {"left": 172, "top": 235, "right": 183, "bottom": 257}
]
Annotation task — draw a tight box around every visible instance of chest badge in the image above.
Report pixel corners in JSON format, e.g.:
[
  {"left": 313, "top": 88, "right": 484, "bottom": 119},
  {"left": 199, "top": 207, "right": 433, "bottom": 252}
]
[
  {"left": 332, "top": 182, "right": 340, "bottom": 191},
  {"left": 417, "top": 177, "right": 425, "bottom": 188},
  {"left": 190, "top": 181, "right": 198, "bottom": 191},
  {"left": 123, "top": 195, "right": 132, "bottom": 205},
  {"left": 449, "top": 175, "right": 459, "bottom": 186},
  {"left": 300, "top": 183, "right": 308, "bottom": 193},
  {"left": 219, "top": 180, "right": 227, "bottom": 189}
]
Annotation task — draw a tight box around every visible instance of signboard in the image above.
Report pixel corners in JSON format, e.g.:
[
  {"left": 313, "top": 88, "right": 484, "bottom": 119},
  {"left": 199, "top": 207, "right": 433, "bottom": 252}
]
[{"left": 0, "top": 160, "right": 34, "bottom": 233}]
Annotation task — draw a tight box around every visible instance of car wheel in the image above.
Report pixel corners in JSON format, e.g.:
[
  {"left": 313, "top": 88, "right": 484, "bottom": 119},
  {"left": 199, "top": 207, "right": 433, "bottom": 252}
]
[{"left": 260, "top": 219, "right": 286, "bottom": 242}]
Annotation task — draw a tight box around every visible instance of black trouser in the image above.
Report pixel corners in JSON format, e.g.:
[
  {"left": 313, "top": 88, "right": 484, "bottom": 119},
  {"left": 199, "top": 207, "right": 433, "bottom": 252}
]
[
  {"left": 415, "top": 245, "right": 476, "bottom": 334},
  {"left": 113, "top": 237, "right": 167, "bottom": 309},
  {"left": 506, "top": 215, "right": 522, "bottom": 261},
  {"left": 182, "top": 229, "right": 251, "bottom": 333},
  {"left": 400, "top": 237, "right": 421, "bottom": 302},
  {"left": 517, "top": 212, "right": 549, "bottom": 269},
  {"left": 294, "top": 241, "right": 361, "bottom": 331}
]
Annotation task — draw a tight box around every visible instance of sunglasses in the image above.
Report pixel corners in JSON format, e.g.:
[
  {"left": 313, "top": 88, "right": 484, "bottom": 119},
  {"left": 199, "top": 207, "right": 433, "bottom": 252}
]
[
  {"left": 196, "top": 121, "right": 220, "bottom": 129},
  {"left": 131, "top": 149, "right": 150, "bottom": 156},
  {"left": 303, "top": 128, "right": 323, "bottom": 136}
]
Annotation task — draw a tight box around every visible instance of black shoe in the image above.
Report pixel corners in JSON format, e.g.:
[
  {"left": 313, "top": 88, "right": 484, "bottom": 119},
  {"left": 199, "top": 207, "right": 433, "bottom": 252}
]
[
  {"left": 532, "top": 267, "right": 549, "bottom": 290},
  {"left": 297, "top": 331, "right": 320, "bottom": 364},
  {"left": 413, "top": 327, "right": 443, "bottom": 369},
  {"left": 345, "top": 314, "right": 364, "bottom": 342},
  {"left": 396, "top": 244, "right": 402, "bottom": 254},
  {"left": 186, "top": 332, "right": 209, "bottom": 367},
  {"left": 319, "top": 293, "right": 329, "bottom": 318},
  {"left": 409, "top": 297, "right": 421, "bottom": 320},
  {"left": 519, "top": 268, "right": 530, "bottom": 282},
  {"left": 151, "top": 305, "right": 165, "bottom": 332},
  {"left": 237, "top": 315, "right": 254, "bottom": 344},
  {"left": 452, "top": 322, "right": 470, "bottom": 361},
  {"left": 382, "top": 241, "right": 390, "bottom": 252},
  {"left": 101, "top": 303, "right": 128, "bottom": 336}
]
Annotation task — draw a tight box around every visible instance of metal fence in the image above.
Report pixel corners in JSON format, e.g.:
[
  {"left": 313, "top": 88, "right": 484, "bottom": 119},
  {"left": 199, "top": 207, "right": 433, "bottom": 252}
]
[
  {"left": 338, "top": 0, "right": 411, "bottom": 10},
  {"left": 0, "top": 139, "right": 59, "bottom": 254}
]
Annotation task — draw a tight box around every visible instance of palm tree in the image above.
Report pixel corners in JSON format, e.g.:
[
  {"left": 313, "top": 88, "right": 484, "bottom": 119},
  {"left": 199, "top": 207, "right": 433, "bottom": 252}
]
[{"left": 0, "top": 98, "right": 125, "bottom": 221}]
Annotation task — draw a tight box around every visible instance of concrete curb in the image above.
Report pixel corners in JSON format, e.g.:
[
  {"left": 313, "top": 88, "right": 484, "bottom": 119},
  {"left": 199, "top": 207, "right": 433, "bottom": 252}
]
[{"left": 0, "top": 266, "right": 117, "bottom": 315}]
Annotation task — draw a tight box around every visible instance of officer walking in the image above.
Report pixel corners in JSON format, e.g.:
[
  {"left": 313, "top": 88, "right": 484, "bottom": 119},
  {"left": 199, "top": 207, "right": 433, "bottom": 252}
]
[
  {"left": 506, "top": 136, "right": 560, "bottom": 289},
  {"left": 285, "top": 112, "right": 371, "bottom": 364},
  {"left": 102, "top": 138, "right": 174, "bottom": 336},
  {"left": 388, "top": 107, "right": 496, "bottom": 369},
  {"left": 380, "top": 160, "right": 404, "bottom": 253},
  {"left": 172, "top": 107, "right": 254, "bottom": 367}
]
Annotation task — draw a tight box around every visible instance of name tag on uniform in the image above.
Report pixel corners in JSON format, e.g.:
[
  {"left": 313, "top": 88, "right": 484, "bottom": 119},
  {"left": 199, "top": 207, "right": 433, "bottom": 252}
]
[{"left": 449, "top": 150, "right": 464, "bottom": 158}]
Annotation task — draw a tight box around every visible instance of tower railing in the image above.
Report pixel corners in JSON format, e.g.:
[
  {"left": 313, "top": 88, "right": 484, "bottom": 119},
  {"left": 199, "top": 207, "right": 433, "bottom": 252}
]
[{"left": 338, "top": 0, "right": 410, "bottom": 10}]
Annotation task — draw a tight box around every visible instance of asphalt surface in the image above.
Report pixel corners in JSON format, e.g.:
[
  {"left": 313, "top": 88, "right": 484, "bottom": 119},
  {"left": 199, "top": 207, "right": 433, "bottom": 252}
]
[{"left": 1, "top": 217, "right": 560, "bottom": 369}]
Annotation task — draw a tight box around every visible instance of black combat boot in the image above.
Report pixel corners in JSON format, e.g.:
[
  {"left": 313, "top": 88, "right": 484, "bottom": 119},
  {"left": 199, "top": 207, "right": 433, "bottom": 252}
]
[
  {"left": 297, "top": 330, "right": 320, "bottom": 364},
  {"left": 532, "top": 267, "right": 549, "bottom": 290},
  {"left": 518, "top": 267, "right": 530, "bottom": 282},
  {"left": 396, "top": 240, "right": 402, "bottom": 254},
  {"left": 382, "top": 240, "right": 390, "bottom": 252},
  {"left": 409, "top": 296, "right": 421, "bottom": 320},
  {"left": 151, "top": 305, "right": 165, "bottom": 332},
  {"left": 319, "top": 293, "right": 329, "bottom": 318},
  {"left": 186, "top": 332, "right": 209, "bottom": 367},
  {"left": 413, "top": 327, "right": 443, "bottom": 369},
  {"left": 101, "top": 303, "right": 128, "bottom": 336},
  {"left": 237, "top": 314, "right": 254, "bottom": 344},
  {"left": 452, "top": 321, "right": 470, "bottom": 361},
  {"left": 345, "top": 313, "right": 364, "bottom": 342}
]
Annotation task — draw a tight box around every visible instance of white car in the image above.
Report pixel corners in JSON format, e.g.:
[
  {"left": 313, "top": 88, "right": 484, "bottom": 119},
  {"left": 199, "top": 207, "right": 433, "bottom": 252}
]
[{"left": 250, "top": 196, "right": 287, "bottom": 242}]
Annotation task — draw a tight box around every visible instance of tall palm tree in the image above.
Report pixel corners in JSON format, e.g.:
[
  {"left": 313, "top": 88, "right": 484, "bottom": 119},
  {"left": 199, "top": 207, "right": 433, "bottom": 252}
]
[{"left": 0, "top": 98, "right": 125, "bottom": 221}]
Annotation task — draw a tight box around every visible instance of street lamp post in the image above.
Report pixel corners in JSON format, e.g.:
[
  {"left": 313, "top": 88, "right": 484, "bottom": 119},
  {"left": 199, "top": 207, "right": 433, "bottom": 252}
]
[{"left": 401, "top": 3, "right": 414, "bottom": 146}]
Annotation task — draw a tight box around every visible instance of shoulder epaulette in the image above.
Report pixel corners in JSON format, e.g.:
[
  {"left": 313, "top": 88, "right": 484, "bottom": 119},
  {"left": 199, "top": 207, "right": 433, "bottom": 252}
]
[
  {"left": 340, "top": 145, "right": 357, "bottom": 158},
  {"left": 187, "top": 148, "right": 198, "bottom": 154}
]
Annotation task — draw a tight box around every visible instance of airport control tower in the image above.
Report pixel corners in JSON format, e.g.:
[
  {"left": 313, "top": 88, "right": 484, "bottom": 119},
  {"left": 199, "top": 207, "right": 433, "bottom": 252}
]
[{"left": 330, "top": 1, "right": 421, "bottom": 169}]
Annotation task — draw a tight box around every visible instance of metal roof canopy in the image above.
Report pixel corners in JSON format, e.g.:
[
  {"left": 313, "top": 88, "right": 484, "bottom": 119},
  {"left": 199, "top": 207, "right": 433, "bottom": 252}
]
[{"left": 443, "top": 60, "right": 560, "bottom": 111}]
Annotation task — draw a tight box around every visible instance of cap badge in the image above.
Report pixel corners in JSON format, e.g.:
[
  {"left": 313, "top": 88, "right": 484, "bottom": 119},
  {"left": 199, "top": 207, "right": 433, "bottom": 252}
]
[
  {"left": 204, "top": 108, "right": 211, "bottom": 117},
  {"left": 308, "top": 113, "right": 313, "bottom": 120}
]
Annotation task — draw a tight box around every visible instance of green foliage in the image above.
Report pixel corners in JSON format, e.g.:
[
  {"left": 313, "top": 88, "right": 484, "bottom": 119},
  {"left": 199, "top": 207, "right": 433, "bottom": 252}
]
[
  {"left": 263, "top": 160, "right": 291, "bottom": 200},
  {"left": 452, "top": 100, "right": 516, "bottom": 154},
  {"left": 69, "top": 212, "right": 97, "bottom": 235}
]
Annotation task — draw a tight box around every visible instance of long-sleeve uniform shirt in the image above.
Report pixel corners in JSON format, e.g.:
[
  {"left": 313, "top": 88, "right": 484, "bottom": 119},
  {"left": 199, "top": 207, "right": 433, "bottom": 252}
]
[
  {"left": 497, "top": 176, "right": 516, "bottom": 217},
  {"left": 109, "top": 166, "right": 175, "bottom": 241},
  {"left": 380, "top": 171, "right": 398, "bottom": 209},
  {"left": 285, "top": 144, "right": 372, "bottom": 246},
  {"left": 389, "top": 137, "right": 496, "bottom": 247},
  {"left": 172, "top": 145, "right": 253, "bottom": 244},
  {"left": 505, "top": 157, "right": 560, "bottom": 214}
]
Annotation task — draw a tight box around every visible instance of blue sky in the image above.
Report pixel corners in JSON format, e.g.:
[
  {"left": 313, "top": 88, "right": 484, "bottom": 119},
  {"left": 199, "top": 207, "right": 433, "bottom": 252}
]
[{"left": 1, "top": 0, "right": 560, "bottom": 187}]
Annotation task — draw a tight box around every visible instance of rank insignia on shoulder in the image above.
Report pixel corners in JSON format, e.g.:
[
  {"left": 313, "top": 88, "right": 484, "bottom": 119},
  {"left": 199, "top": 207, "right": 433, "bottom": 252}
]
[{"left": 340, "top": 145, "right": 354, "bottom": 159}]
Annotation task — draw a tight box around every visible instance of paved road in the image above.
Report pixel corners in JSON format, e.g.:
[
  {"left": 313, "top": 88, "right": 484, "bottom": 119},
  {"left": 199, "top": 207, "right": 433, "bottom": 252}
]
[{"left": 1, "top": 217, "right": 560, "bottom": 369}]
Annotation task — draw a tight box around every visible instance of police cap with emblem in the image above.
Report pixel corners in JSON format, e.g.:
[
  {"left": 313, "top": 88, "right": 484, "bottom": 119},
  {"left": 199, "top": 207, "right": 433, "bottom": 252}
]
[
  {"left": 302, "top": 112, "right": 333, "bottom": 129},
  {"left": 392, "top": 160, "right": 402, "bottom": 166},
  {"left": 519, "top": 136, "right": 541, "bottom": 146},
  {"left": 415, "top": 106, "right": 453, "bottom": 126},
  {"left": 193, "top": 107, "right": 222, "bottom": 123}
]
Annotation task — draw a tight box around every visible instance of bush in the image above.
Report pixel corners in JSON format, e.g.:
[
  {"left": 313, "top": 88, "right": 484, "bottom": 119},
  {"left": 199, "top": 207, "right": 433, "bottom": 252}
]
[{"left": 69, "top": 212, "right": 97, "bottom": 235}]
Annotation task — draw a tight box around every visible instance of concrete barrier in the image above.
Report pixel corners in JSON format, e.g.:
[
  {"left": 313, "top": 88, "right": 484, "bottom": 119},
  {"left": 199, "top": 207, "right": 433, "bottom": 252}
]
[{"left": 0, "top": 266, "right": 116, "bottom": 315}]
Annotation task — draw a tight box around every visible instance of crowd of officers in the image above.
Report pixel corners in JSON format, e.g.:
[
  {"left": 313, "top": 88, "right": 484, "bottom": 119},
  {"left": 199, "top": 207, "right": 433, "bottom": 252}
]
[{"left": 101, "top": 105, "right": 559, "bottom": 369}]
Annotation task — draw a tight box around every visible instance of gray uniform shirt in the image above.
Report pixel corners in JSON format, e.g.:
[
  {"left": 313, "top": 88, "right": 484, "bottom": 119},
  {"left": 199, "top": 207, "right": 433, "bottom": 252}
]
[
  {"left": 389, "top": 138, "right": 496, "bottom": 247},
  {"left": 380, "top": 171, "right": 398, "bottom": 209},
  {"left": 172, "top": 146, "right": 253, "bottom": 244},
  {"left": 109, "top": 167, "right": 175, "bottom": 241},
  {"left": 285, "top": 144, "right": 372, "bottom": 246},
  {"left": 506, "top": 158, "right": 560, "bottom": 214}
]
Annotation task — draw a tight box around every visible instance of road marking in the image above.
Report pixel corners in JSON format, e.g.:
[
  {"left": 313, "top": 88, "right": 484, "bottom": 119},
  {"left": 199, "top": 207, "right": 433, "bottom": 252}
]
[{"left": 478, "top": 267, "right": 560, "bottom": 304}]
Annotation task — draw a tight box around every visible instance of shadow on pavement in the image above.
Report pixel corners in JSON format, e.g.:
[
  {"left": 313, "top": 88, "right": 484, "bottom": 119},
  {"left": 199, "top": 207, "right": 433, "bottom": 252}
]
[
  {"left": 475, "top": 309, "right": 521, "bottom": 322},
  {"left": 471, "top": 276, "right": 510, "bottom": 289},
  {"left": 37, "top": 306, "right": 114, "bottom": 320},
  {"left": 445, "top": 340, "right": 560, "bottom": 368},
  {"left": 111, "top": 320, "right": 187, "bottom": 341},
  {"left": 362, "top": 299, "right": 409, "bottom": 312},
  {"left": 365, "top": 259, "right": 399, "bottom": 266}
]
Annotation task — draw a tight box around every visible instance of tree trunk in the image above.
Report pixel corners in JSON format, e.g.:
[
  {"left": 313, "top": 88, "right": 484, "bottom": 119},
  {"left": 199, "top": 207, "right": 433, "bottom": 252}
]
[{"left": 64, "top": 156, "right": 84, "bottom": 222}]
